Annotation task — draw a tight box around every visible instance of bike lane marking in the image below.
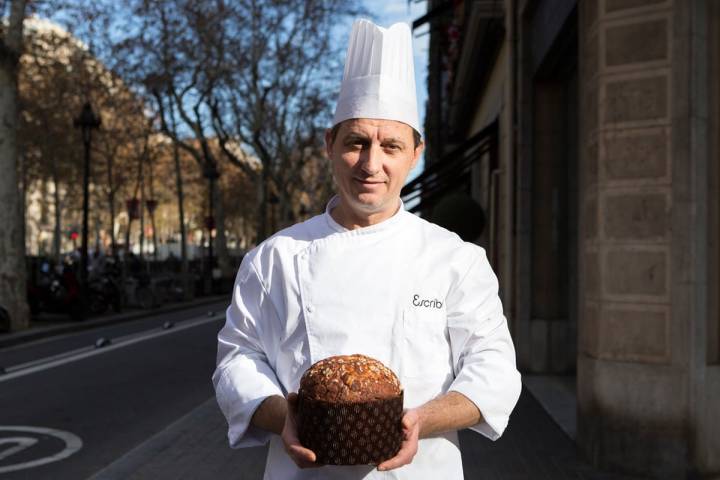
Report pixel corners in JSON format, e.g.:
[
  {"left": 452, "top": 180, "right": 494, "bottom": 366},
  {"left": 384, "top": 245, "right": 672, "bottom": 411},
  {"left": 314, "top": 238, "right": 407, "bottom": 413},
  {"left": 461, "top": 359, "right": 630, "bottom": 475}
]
[
  {"left": 0, "top": 314, "right": 224, "bottom": 384},
  {"left": 0, "top": 426, "right": 82, "bottom": 473}
]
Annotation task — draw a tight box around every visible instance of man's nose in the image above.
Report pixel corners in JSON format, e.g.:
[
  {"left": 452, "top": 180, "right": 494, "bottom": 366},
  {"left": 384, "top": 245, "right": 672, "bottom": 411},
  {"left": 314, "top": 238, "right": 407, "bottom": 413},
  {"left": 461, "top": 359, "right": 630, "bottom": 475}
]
[{"left": 359, "top": 143, "right": 383, "bottom": 175}]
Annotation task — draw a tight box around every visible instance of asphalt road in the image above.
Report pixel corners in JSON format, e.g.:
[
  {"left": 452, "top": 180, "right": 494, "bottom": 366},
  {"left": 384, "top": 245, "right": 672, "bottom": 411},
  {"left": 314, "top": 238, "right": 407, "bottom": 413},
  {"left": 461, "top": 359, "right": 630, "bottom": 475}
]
[{"left": 0, "top": 300, "right": 228, "bottom": 479}]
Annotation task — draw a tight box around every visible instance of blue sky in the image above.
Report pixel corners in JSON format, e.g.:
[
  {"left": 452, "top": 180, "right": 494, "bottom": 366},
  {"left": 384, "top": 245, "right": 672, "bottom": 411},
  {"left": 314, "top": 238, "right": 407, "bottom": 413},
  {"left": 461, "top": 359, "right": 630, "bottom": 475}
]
[{"left": 361, "top": 0, "right": 429, "bottom": 180}]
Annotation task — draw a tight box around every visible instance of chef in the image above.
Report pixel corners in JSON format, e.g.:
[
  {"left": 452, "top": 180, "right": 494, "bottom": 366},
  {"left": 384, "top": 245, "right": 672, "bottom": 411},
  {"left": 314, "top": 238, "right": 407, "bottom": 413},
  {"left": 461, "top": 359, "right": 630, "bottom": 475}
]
[{"left": 213, "top": 19, "right": 522, "bottom": 480}]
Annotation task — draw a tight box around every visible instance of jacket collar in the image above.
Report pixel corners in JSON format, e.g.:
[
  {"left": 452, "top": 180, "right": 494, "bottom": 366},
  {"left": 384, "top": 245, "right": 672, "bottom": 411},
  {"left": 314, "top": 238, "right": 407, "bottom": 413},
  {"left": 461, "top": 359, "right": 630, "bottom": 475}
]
[{"left": 323, "top": 195, "right": 407, "bottom": 235}]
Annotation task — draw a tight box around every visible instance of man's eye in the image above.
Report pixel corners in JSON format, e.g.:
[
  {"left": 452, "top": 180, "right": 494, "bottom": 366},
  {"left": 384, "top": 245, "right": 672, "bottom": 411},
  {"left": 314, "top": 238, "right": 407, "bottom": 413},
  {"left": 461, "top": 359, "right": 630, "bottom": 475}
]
[{"left": 347, "top": 139, "right": 366, "bottom": 148}]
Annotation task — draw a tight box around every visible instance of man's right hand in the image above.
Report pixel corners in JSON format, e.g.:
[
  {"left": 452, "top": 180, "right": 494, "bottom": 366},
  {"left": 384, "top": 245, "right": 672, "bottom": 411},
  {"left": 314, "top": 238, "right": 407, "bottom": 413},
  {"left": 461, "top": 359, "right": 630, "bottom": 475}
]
[{"left": 281, "top": 392, "right": 320, "bottom": 469}]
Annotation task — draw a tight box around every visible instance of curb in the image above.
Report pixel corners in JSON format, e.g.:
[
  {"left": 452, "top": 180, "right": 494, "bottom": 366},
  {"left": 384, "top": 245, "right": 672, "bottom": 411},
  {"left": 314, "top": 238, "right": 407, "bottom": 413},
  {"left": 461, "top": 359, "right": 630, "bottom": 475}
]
[{"left": 0, "top": 294, "right": 229, "bottom": 350}]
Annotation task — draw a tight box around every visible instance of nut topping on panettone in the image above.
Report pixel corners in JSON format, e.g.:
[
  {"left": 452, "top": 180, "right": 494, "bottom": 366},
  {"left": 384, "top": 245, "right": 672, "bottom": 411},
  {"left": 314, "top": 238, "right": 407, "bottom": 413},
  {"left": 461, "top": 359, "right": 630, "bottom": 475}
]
[{"left": 298, "top": 354, "right": 401, "bottom": 403}]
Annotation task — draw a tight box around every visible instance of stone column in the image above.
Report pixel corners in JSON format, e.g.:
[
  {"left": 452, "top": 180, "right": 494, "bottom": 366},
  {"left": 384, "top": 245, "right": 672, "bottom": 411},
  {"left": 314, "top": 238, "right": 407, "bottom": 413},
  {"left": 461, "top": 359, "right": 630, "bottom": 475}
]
[{"left": 578, "top": 0, "right": 719, "bottom": 476}]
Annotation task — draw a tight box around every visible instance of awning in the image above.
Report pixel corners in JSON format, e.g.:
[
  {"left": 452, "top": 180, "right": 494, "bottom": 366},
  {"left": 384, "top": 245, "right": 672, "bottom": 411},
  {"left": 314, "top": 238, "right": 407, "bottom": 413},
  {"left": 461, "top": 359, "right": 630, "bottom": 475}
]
[{"left": 401, "top": 119, "right": 498, "bottom": 214}]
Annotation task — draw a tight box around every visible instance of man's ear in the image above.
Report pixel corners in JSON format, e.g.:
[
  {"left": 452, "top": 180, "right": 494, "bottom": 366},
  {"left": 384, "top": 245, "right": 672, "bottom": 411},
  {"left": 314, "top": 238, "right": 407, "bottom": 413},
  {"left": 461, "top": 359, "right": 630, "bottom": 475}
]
[
  {"left": 411, "top": 141, "right": 424, "bottom": 170},
  {"left": 324, "top": 128, "right": 334, "bottom": 158}
]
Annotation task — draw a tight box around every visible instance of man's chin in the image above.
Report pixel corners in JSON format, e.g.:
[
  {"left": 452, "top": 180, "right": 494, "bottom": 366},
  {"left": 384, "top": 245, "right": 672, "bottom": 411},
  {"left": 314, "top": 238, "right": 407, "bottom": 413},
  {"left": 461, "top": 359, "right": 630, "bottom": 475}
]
[
  {"left": 348, "top": 194, "right": 399, "bottom": 215},
  {"left": 352, "top": 195, "right": 385, "bottom": 211}
]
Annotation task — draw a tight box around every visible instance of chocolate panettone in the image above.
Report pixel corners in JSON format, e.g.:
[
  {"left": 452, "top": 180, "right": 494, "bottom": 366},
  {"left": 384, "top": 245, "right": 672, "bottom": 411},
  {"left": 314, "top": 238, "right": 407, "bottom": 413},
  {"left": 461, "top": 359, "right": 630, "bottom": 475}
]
[{"left": 297, "top": 354, "right": 404, "bottom": 465}]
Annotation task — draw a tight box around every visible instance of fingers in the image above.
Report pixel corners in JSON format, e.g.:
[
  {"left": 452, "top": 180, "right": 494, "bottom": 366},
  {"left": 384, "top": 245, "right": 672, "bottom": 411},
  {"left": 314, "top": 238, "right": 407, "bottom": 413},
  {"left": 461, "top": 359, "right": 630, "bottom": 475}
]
[
  {"left": 377, "top": 440, "right": 418, "bottom": 471},
  {"left": 401, "top": 410, "right": 419, "bottom": 430},
  {"left": 283, "top": 392, "right": 321, "bottom": 469},
  {"left": 287, "top": 443, "right": 319, "bottom": 468},
  {"left": 377, "top": 410, "right": 421, "bottom": 471}
]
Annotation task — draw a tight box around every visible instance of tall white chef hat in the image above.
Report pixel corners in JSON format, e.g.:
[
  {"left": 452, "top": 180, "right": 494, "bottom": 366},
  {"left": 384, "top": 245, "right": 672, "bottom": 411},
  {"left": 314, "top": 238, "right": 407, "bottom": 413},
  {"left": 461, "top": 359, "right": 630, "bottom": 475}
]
[{"left": 332, "top": 19, "right": 420, "bottom": 135}]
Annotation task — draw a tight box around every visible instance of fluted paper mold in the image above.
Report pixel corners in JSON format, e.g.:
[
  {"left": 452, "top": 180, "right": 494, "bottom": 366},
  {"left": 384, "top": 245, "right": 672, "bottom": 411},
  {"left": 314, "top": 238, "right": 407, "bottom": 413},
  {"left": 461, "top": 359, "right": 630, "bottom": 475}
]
[{"left": 297, "top": 391, "right": 404, "bottom": 465}]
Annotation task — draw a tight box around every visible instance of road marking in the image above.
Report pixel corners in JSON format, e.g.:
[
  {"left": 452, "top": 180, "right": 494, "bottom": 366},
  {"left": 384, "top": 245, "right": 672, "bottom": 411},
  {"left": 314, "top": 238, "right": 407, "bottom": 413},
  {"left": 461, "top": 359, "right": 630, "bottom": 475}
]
[
  {"left": 5, "top": 345, "right": 96, "bottom": 372},
  {"left": 0, "top": 437, "right": 38, "bottom": 461},
  {"left": 0, "top": 426, "right": 82, "bottom": 473},
  {"left": 0, "top": 314, "right": 224, "bottom": 383}
]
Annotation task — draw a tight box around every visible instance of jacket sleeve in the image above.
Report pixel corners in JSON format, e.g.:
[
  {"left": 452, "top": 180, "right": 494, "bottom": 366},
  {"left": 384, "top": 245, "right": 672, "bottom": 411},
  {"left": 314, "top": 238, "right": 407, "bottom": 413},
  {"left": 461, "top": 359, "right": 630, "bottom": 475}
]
[
  {"left": 446, "top": 247, "right": 522, "bottom": 441},
  {"left": 212, "top": 255, "right": 284, "bottom": 448}
]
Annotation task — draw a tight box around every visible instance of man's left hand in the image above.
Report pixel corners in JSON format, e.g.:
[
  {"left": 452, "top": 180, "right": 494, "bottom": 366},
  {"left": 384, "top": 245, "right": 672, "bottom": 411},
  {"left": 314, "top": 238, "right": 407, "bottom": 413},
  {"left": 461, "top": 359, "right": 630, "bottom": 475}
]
[{"left": 376, "top": 409, "right": 421, "bottom": 472}]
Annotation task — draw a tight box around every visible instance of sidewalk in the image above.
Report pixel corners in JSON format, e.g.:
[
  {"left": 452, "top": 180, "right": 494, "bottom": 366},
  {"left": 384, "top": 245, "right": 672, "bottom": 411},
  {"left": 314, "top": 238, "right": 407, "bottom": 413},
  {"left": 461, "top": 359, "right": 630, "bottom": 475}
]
[
  {"left": 0, "top": 294, "right": 229, "bottom": 350},
  {"left": 88, "top": 385, "right": 646, "bottom": 480}
]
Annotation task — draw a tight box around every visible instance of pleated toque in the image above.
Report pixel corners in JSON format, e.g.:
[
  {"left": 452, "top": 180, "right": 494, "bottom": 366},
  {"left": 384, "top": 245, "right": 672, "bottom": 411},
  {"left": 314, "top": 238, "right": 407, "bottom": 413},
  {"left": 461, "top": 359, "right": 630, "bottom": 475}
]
[{"left": 332, "top": 19, "right": 420, "bottom": 134}]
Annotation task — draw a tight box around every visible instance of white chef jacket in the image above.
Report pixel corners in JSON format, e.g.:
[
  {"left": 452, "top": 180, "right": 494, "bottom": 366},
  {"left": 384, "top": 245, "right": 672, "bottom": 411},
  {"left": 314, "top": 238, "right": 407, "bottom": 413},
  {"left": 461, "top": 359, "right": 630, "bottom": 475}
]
[{"left": 213, "top": 196, "right": 521, "bottom": 480}]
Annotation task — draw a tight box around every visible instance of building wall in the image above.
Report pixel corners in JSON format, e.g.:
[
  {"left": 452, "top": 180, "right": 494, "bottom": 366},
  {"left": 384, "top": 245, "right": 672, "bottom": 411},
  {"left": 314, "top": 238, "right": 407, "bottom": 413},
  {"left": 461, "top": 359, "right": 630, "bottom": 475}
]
[
  {"left": 468, "top": 42, "right": 515, "bottom": 309},
  {"left": 423, "top": 0, "right": 719, "bottom": 475},
  {"left": 470, "top": 43, "right": 508, "bottom": 135},
  {"left": 512, "top": 0, "right": 580, "bottom": 374},
  {"left": 577, "top": 0, "right": 719, "bottom": 476}
]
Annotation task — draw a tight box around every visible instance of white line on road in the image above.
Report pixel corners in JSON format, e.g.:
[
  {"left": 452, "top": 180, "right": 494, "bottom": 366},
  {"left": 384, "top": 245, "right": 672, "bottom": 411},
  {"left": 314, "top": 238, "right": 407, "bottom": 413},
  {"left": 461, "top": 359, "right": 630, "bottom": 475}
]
[
  {"left": 5, "top": 345, "right": 96, "bottom": 372},
  {"left": 0, "top": 314, "right": 225, "bottom": 384},
  {"left": 0, "top": 426, "right": 82, "bottom": 474}
]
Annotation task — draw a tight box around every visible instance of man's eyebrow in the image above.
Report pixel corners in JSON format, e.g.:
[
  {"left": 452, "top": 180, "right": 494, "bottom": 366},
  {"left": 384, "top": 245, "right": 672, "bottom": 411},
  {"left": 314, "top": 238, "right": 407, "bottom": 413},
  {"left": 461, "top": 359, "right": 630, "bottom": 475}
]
[
  {"left": 343, "top": 132, "right": 371, "bottom": 142},
  {"left": 380, "top": 137, "right": 407, "bottom": 147}
]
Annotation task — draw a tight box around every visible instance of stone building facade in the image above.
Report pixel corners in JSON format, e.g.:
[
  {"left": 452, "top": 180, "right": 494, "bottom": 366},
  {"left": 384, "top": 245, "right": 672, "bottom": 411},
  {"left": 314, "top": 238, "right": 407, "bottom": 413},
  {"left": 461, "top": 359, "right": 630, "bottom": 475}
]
[{"left": 408, "top": 0, "right": 720, "bottom": 477}]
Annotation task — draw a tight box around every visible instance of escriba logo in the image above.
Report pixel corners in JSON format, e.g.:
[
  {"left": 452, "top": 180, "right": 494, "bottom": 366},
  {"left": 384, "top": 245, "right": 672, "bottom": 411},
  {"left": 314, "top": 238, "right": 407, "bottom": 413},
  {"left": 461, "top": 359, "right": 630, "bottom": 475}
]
[{"left": 411, "top": 294, "right": 443, "bottom": 309}]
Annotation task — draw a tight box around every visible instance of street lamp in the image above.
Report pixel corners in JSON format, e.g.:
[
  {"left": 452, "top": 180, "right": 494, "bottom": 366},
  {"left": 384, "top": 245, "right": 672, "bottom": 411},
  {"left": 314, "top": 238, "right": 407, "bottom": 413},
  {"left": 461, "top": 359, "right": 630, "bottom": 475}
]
[{"left": 74, "top": 102, "right": 101, "bottom": 309}]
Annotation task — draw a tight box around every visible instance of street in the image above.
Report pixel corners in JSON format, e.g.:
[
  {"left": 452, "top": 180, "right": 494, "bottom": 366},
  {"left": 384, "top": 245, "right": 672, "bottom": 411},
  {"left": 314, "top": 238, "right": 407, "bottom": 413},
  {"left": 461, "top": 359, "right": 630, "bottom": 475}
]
[
  {"left": 0, "top": 301, "right": 227, "bottom": 479},
  {"left": 0, "top": 301, "right": 645, "bottom": 480}
]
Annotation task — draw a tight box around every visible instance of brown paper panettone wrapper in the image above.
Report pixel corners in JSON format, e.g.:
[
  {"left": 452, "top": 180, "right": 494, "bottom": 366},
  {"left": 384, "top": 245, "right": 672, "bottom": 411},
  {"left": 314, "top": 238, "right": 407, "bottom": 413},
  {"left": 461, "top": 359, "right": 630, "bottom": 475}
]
[{"left": 297, "top": 391, "right": 404, "bottom": 465}]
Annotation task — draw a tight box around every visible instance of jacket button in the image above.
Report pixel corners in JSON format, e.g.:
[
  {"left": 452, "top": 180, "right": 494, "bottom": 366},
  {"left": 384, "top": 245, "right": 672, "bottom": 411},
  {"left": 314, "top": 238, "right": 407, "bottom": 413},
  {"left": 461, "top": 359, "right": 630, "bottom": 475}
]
[{"left": 306, "top": 304, "right": 314, "bottom": 313}]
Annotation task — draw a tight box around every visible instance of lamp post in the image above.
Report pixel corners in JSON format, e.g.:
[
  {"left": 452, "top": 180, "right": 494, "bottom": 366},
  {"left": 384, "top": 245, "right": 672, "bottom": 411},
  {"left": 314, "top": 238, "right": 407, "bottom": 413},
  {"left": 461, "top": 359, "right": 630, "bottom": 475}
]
[{"left": 74, "top": 102, "right": 101, "bottom": 309}]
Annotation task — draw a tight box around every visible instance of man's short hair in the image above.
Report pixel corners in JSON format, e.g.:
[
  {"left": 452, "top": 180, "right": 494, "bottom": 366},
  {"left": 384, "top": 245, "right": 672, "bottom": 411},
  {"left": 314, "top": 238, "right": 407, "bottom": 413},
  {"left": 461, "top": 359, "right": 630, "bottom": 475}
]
[{"left": 329, "top": 120, "right": 422, "bottom": 149}]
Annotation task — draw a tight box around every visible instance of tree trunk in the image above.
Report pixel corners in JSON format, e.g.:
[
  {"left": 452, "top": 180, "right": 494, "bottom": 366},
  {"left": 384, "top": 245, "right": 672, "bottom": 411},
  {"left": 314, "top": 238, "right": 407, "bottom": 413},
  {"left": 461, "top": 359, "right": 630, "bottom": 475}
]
[
  {"left": 212, "top": 179, "right": 232, "bottom": 277},
  {"left": 277, "top": 189, "right": 294, "bottom": 231},
  {"left": 257, "top": 168, "right": 268, "bottom": 241},
  {"left": 51, "top": 155, "right": 62, "bottom": 264},
  {"left": 0, "top": 0, "right": 30, "bottom": 331},
  {"left": 106, "top": 155, "right": 117, "bottom": 257},
  {"left": 149, "top": 209, "right": 158, "bottom": 260},
  {"left": 139, "top": 188, "right": 145, "bottom": 258},
  {"left": 125, "top": 218, "right": 132, "bottom": 254},
  {"left": 138, "top": 160, "right": 145, "bottom": 259},
  {"left": 172, "top": 140, "right": 191, "bottom": 299},
  {"left": 147, "top": 166, "right": 158, "bottom": 261}
]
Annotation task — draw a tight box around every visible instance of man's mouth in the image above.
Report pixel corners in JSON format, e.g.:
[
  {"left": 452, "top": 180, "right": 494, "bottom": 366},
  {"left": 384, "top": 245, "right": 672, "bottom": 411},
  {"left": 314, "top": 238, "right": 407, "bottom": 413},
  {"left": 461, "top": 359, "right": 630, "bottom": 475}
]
[{"left": 354, "top": 178, "right": 385, "bottom": 185}]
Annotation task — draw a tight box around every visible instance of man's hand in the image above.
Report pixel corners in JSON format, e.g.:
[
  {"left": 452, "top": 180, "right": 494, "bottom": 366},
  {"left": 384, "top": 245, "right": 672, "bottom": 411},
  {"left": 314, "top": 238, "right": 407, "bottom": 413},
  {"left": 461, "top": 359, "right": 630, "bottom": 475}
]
[
  {"left": 376, "top": 391, "right": 482, "bottom": 472},
  {"left": 376, "top": 409, "right": 421, "bottom": 472},
  {"left": 281, "top": 393, "right": 321, "bottom": 469}
]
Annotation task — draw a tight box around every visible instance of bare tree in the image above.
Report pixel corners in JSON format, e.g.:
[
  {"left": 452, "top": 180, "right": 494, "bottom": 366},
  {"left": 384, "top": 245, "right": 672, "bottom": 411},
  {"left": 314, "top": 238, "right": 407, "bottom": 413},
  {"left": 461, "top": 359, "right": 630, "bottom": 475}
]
[
  {"left": 109, "top": 0, "right": 358, "bottom": 242},
  {"left": 20, "top": 21, "right": 92, "bottom": 261},
  {"left": 0, "top": 0, "right": 29, "bottom": 331},
  {"left": 209, "top": 0, "right": 359, "bottom": 238},
  {"left": 107, "top": 0, "right": 232, "bottom": 278},
  {"left": 49, "top": 0, "right": 361, "bottom": 275}
]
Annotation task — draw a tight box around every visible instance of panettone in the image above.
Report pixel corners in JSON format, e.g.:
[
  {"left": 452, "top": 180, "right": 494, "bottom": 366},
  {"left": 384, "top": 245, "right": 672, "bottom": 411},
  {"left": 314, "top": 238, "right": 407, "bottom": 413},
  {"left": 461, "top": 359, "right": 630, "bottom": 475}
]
[{"left": 297, "top": 354, "right": 404, "bottom": 465}]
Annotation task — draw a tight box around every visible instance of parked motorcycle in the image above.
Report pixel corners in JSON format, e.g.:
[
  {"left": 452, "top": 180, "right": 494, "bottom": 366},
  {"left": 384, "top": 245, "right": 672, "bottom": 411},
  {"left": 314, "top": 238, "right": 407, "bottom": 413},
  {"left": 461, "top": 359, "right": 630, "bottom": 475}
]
[
  {"left": 27, "top": 259, "right": 85, "bottom": 320},
  {"left": 87, "top": 258, "right": 123, "bottom": 315}
]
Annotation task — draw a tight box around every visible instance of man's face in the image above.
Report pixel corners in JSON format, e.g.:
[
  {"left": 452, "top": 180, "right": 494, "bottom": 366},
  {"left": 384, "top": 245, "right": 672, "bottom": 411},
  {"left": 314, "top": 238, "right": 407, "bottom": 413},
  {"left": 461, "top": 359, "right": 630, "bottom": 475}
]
[{"left": 325, "top": 118, "right": 423, "bottom": 221}]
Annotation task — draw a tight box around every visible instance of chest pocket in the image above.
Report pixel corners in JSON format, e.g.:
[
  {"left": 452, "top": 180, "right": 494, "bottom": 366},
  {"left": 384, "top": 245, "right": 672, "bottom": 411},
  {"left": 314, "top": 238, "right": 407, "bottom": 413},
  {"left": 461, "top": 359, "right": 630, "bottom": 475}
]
[{"left": 401, "top": 307, "right": 452, "bottom": 378}]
